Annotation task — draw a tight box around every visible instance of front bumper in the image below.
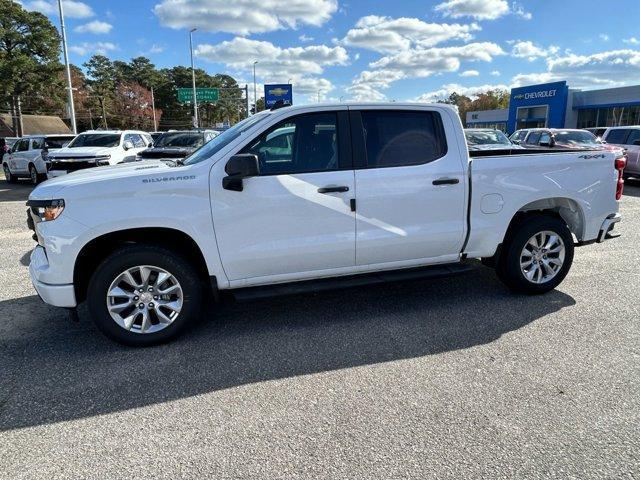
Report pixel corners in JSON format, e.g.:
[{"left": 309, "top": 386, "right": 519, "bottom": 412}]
[
  {"left": 597, "top": 213, "right": 622, "bottom": 243},
  {"left": 29, "top": 246, "right": 77, "bottom": 307}
]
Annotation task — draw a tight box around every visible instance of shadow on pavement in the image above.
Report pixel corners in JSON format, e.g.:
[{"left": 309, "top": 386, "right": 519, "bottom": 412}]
[
  {"left": 622, "top": 179, "right": 640, "bottom": 198},
  {"left": 0, "top": 266, "right": 575, "bottom": 432},
  {"left": 0, "top": 178, "right": 33, "bottom": 203}
]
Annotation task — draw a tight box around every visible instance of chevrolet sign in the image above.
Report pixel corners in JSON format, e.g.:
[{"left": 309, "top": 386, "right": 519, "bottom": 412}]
[
  {"left": 264, "top": 83, "right": 293, "bottom": 108},
  {"left": 513, "top": 89, "right": 557, "bottom": 101}
]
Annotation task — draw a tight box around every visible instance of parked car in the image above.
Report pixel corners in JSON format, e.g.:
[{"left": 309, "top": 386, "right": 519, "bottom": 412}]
[
  {"left": 521, "top": 128, "right": 608, "bottom": 150},
  {"left": 136, "top": 130, "right": 219, "bottom": 163},
  {"left": 2, "top": 134, "right": 76, "bottom": 184},
  {"left": 46, "top": 130, "right": 152, "bottom": 177},
  {"left": 509, "top": 129, "right": 530, "bottom": 145},
  {"left": 27, "top": 103, "right": 624, "bottom": 346},
  {"left": 464, "top": 128, "right": 521, "bottom": 151},
  {"left": 603, "top": 126, "right": 640, "bottom": 179},
  {"left": 150, "top": 131, "right": 165, "bottom": 143},
  {"left": 585, "top": 127, "right": 608, "bottom": 139}
]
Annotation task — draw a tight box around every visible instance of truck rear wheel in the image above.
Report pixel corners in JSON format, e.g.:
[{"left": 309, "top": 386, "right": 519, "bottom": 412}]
[
  {"left": 498, "top": 215, "right": 574, "bottom": 294},
  {"left": 87, "top": 245, "right": 203, "bottom": 346}
]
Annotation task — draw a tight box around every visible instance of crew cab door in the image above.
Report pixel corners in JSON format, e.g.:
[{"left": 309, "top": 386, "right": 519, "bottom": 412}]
[
  {"left": 8, "top": 139, "right": 29, "bottom": 173},
  {"left": 350, "top": 107, "right": 467, "bottom": 266},
  {"left": 210, "top": 110, "right": 356, "bottom": 284}
]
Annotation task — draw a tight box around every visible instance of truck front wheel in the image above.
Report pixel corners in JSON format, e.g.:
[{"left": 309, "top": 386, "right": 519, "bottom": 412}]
[
  {"left": 498, "top": 215, "right": 574, "bottom": 294},
  {"left": 87, "top": 245, "right": 203, "bottom": 346}
]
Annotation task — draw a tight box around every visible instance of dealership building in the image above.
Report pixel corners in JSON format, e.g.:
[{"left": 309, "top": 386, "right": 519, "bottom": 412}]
[{"left": 465, "top": 81, "right": 640, "bottom": 134}]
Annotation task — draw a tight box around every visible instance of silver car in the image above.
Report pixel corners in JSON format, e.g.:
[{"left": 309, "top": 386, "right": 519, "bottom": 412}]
[{"left": 603, "top": 127, "right": 640, "bottom": 179}]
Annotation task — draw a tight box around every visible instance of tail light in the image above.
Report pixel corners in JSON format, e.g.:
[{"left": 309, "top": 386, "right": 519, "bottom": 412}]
[{"left": 615, "top": 155, "right": 626, "bottom": 200}]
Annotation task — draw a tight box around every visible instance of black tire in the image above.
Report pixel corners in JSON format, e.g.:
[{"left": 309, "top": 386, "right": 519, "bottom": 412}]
[
  {"left": 3, "top": 163, "right": 16, "bottom": 183},
  {"left": 497, "top": 215, "right": 574, "bottom": 294},
  {"left": 29, "top": 164, "right": 39, "bottom": 185},
  {"left": 87, "top": 244, "right": 203, "bottom": 346}
]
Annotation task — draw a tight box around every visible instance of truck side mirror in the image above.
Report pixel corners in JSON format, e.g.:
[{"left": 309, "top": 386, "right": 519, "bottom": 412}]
[
  {"left": 123, "top": 140, "right": 134, "bottom": 150},
  {"left": 223, "top": 154, "right": 260, "bottom": 191}
]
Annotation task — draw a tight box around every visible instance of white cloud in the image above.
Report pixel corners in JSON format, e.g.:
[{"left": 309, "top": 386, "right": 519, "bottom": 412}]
[
  {"left": 299, "top": 34, "right": 314, "bottom": 43},
  {"left": 599, "top": 34, "right": 610, "bottom": 42},
  {"left": 69, "top": 42, "right": 117, "bottom": 56},
  {"left": 511, "top": 40, "right": 559, "bottom": 61},
  {"left": 459, "top": 69, "right": 479, "bottom": 77},
  {"left": 370, "top": 42, "right": 505, "bottom": 77},
  {"left": 511, "top": 49, "right": 640, "bottom": 89},
  {"left": 22, "top": 0, "right": 94, "bottom": 18},
  {"left": 490, "top": 70, "right": 500, "bottom": 76},
  {"left": 149, "top": 44, "right": 165, "bottom": 54},
  {"left": 413, "top": 82, "right": 509, "bottom": 102},
  {"left": 341, "top": 15, "right": 481, "bottom": 54},
  {"left": 623, "top": 37, "right": 640, "bottom": 45},
  {"left": 195, "top": 37, "right": 348, "bottom": 79},
  {"left": 74, "top": 20, "right": 113, "bottom": 34},
  {"left": 434, "top": 0, "right": 510, "bottom": 20},
  {"left": 153, "top": 0, "right": 337, "bottom": 35},
  {"left": 511, "top": 2, "right": 532, "bottom": 20},
  {"left": 345, "top": 70, "right": 406, "bottom": 101}
]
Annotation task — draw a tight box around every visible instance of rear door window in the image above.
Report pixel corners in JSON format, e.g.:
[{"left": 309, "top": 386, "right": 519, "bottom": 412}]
[
  {"left": 31, "top": 137, "right": 44, "bottom": 150},
  {"left": 625, "top": 129, "right": 640, "bottom": 146},
  {"left": 359, "top": 110, "right": 447, "bottom": 168},
  {"left": 605, "top": 129, "right": 630, "bottom": 145},
  {"left": 526, "top": 132, "right": 541, "bottom": 145},
  {"left": 539, "top": 132, "right": 551, "bottom": 145}
]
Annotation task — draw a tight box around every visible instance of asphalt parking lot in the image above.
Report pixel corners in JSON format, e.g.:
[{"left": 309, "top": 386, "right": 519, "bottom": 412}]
[{"left": 0, "top": 176, "right": 638, "bottom": 479}]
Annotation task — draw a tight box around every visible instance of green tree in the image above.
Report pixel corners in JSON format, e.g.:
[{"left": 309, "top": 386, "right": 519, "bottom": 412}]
[
  {"left": 0, "top": 0, "right": 62, "bottom": 135},
  {"left": 84, "top": 55, "right": 116, "bottom": 128}
]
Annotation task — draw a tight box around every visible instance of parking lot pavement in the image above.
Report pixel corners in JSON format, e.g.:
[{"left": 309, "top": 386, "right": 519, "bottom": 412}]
[{"left": 0, "top": 178, "right": 638, "bottom": 479}]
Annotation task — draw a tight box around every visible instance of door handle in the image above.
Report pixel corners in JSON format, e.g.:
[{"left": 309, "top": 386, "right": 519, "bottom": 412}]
[
  {"left": 432, "top": 178, "right": 460, "bottom": 186},
  {"left": 318, "top": 186, "right": 349, "bottom": 193}
]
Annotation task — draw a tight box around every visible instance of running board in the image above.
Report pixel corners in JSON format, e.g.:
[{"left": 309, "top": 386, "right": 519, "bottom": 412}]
[{"left": 231, "top": 263, "right": 475, "bottom": 302}]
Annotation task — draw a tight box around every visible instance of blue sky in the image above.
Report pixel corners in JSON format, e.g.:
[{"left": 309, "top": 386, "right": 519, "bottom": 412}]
[{"left": 18, "top": 0, "right": 640, "bottom": 105}]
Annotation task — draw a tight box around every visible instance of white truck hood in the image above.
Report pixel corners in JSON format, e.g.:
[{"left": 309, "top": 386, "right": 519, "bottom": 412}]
[
  {"left": 48, "top": 146, "right": 116, "bottom": 158},
  {"left": 29, "top": 160, "right": 173, "bottom": 200}
]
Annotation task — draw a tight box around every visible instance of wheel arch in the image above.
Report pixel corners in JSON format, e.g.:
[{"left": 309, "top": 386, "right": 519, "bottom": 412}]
[
  {"left": 488, "top": 197, "right": 584, "bottom": 267},
  {"left": 74, "top": 227, "right": 210, "bottom": 303}
]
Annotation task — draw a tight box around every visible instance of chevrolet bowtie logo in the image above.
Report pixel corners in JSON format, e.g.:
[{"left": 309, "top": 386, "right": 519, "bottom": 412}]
[
  {"left": 513, "top": 94, "right": 525, "bottom": 100},
  {"left": 269, "top": 87, "right": 289, "bottom": 96}
]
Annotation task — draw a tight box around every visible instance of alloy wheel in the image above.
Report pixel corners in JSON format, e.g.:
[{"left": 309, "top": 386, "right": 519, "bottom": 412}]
[
  {"left": 106, "top": 265, "right": 183, "bottom": 334},
  {"left": 520, "top": 230, "right": 566, "bottom": 284}
]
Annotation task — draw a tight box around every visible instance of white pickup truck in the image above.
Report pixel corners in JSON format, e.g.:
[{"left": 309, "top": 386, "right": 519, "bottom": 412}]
[{"left": 27, "top": 103, "right": 625, "bottom": 346}]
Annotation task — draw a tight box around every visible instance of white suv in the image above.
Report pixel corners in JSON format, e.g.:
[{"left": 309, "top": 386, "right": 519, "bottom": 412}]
[
  {"left": 3, "top": 134, "right": 76, "bottom": 184},
  {"left": 47, "top": 130, "right": 152, "bottom": 178}
]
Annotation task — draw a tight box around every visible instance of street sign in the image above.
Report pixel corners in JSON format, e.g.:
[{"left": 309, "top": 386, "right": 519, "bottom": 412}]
[
  {"left": 264, "top": 84, "right": 293, "bottom": 108},
  {"left": 177, "top": 88, "right": 219, "bottom": 103}
]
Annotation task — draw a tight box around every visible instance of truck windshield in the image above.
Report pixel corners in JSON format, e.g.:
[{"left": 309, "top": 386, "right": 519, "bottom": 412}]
[
  {"left": 68, "top": 133, "right": 121, "bottom": 148},
  {"left": 183, "top": 113, "right": 271, "bottom": 166},
  {"left": 465, "top": 130, "right": 511, "bottom": 146},
  {"left": 154, "top": 132, "right": 204, "bottom": 148}
]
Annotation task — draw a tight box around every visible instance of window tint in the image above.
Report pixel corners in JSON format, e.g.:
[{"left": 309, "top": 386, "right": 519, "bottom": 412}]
[
  {"left": 625, "top": 129, "right": 640, "bottom": 146},
  {"left": 16, "top": 139, "right": 29, "bottom": 152},
  {"left": 31, "top": 138, "right": 44, "bottom": 150},
  {"left": 45, "top": 136, "right": 75, "bottom": 149},
  {"left": 539, "top": 132, "right": 551, "bottom": 145},
  {"left": 360, "top": 111, "right": 446, "bottom": 167},
  {"left": 605, "top": 129, "right": 630, "bottom": 145},
  {"left": 242, "top": 113, "right": 338, "bottom": 175},
  {"left": 526, "top": 132, "right": 541, "bottom": 145}
]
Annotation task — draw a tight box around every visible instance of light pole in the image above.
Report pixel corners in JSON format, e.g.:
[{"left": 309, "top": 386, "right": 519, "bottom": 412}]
[
  {"left": 253, "top": 61, "right": 258, "bottom": 113},
  {"left": 189, "top": 28, "right": 198, "bottom": 128},
  {"left": 151, "top": 86, "right": 157, "bottom": 132},
  {"left": 57, "top": 0, "right": 76, "bottom": 134}
]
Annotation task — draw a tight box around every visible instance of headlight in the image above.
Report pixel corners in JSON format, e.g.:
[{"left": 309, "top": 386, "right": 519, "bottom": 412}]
[{"left": 26, "top": 199, "right": 65, "bottom": 222}]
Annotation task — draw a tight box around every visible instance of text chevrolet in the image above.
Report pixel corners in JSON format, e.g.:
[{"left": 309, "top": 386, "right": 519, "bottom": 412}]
[{"left": 27, "top": 104, "right": 625, "bottom": 346}]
